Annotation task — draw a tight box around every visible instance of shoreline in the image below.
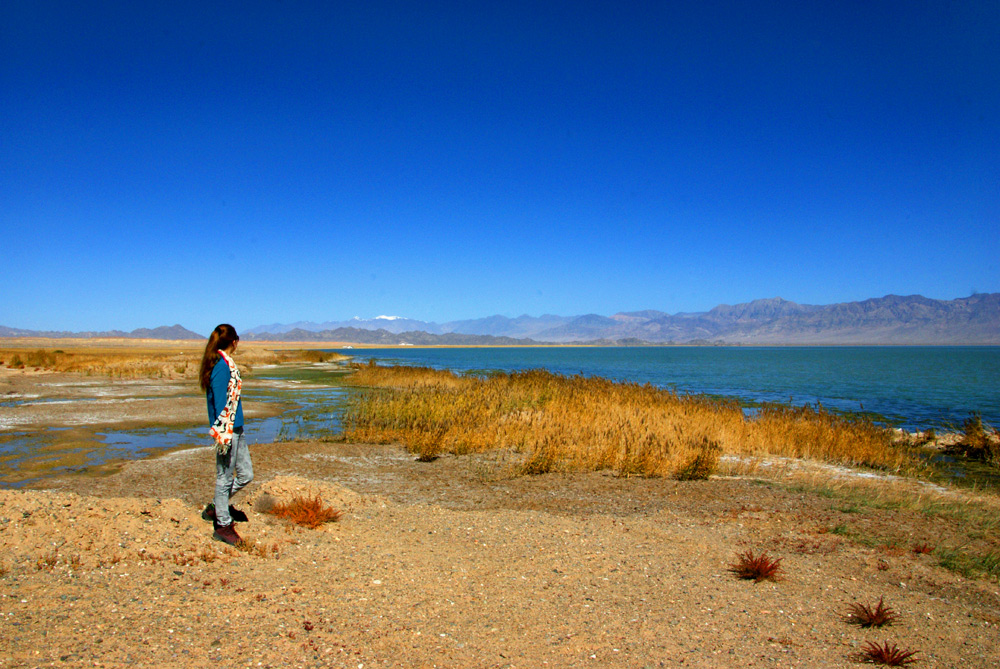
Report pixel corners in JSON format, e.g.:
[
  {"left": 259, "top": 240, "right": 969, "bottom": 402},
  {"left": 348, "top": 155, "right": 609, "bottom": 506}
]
[{"left": 2, "top": 348, "right": 997, "bottom": 490}]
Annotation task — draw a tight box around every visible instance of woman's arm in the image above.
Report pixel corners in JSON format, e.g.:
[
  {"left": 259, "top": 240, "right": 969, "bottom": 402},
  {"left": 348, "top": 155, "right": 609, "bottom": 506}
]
[{"left": 207, "top": 360, "right": 229, "bottom": 424}]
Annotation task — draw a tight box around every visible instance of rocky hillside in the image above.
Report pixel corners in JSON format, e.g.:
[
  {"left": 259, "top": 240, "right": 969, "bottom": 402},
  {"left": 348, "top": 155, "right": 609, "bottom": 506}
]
[{"left": 530, "top": 294, "right": 1000, "bottom": 344}]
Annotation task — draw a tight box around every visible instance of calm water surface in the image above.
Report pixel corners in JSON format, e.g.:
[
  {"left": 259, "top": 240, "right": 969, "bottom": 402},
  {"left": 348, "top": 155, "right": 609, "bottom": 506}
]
[{"left": 344, "top": 346, "right": 999, "bottom": 430}]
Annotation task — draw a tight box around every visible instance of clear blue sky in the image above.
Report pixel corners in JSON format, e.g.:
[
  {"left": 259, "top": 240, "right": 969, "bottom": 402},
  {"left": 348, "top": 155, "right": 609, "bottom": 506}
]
[{"left": 2, "top": 1, "right": 997, "bottom": 335}]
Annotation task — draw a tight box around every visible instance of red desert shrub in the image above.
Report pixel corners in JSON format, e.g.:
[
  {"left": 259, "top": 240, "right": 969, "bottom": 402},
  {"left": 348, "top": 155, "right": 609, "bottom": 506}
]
[
  {"left": 728, "top": 549, "right": 782, "bottom": 582},
  {"left": 857, "top": 641, "right": 919, "bottom": 666},
  {"left": 847, "top": 597, "right": 899, "bottom": 628},
  {"left": 262, "top": 494, "right": 342, "bottom": 529}
]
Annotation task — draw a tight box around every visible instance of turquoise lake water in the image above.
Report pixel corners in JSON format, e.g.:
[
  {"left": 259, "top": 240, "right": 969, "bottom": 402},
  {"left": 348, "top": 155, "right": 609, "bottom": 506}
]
[{"left": 344, "top": 346, "right": 999, "bottom": 431}]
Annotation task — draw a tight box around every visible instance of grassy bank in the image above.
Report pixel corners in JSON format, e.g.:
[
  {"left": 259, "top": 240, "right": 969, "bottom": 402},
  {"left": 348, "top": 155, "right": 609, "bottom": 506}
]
[
  {"left": 341, "top": 363, "right": 1000, "bottom": 580},
  {"left": 340, "top": 363, "right": 918, "bottom": 479},
  {"left": 0, "top": 342, "right": 348, "bottom": 380}
]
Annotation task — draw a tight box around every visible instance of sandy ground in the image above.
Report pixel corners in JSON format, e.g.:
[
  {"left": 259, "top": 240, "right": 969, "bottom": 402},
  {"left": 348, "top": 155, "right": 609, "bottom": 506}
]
[
  {"left": 0, "top": 439, "right": 996, "bottom": 668},
  {"left": 2, "top": 363, "right": 1000, "bottom": 667}
]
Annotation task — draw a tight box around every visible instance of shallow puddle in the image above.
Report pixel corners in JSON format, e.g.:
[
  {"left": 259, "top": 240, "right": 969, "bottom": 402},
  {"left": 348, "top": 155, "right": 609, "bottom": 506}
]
[
  {"left": 923, "top": 450, "right": 1000, "bottom": 492},
  {"left": 0, "top": 363, "right": 352, "bottom": 487}
]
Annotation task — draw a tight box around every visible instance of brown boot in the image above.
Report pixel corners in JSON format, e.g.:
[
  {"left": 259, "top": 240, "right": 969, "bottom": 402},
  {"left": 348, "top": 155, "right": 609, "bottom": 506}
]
[{"left": 212, "top": 522, "right": 241, "bottom": 545}]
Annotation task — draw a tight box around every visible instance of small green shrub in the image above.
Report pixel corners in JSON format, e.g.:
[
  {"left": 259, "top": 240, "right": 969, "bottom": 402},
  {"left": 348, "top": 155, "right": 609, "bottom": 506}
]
[
  {"left": 955, "top": 413, "right": 999, "bottom": 462},
  {"left": 24, "top": 350, "right": 58, "bottom": 368},
  {"left": 963, "top": 413, "right": 987, "bottom": 447}
]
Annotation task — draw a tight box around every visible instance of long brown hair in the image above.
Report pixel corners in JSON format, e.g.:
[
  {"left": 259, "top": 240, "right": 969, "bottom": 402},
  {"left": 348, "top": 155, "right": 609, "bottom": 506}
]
[{"left": 199, "top": 323, "right": 239, "bottom": 391}]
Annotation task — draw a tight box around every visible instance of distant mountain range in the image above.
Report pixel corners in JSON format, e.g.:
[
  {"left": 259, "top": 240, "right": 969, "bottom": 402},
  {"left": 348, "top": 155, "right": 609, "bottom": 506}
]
[
  {"left": 245, "top": 327, "right": 544, "bottom": 346},
  {"left": 0, "top": 324, "right": 204, "bottom": 340},
  {"left": 243, "top": 294, "right": 1000, "bottom": 345},
  {"left": 244, "top": 314, "right": 574, "bottom": 339},
  {"left": 3, "top": 294, "right": 998, "bottom": 344}
]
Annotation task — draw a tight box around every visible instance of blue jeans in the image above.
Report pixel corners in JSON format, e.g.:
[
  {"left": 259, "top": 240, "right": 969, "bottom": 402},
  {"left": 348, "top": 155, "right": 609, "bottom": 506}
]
[{"left": 214, "top": 431, "right": 253, "bottom": 526}]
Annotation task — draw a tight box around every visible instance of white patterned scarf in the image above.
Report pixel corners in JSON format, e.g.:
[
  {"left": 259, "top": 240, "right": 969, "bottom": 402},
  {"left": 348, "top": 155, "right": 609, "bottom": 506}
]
[{"left": 209, "top": 350, "right": 242, "bottom": 454}]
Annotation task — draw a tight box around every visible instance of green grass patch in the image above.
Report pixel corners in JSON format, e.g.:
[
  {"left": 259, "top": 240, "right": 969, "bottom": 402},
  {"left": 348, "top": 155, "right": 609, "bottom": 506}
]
[
  {"left": 935, "top": 547, "right": 1000, "bottom": 581},
  {"left": 836, "top": 504, "right": 865, "bottom": 514}
]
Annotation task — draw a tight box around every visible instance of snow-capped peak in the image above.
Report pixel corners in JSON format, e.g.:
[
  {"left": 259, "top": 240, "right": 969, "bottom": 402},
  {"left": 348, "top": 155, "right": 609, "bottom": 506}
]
[{"left": 375, "top": 315, "right": 403, "bottom": 321}]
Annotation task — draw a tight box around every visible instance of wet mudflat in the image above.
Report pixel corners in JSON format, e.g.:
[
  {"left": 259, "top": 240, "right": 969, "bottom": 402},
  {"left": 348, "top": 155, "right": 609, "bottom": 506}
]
[{"left": 0, "top": 365, "right": 346, "bottom": 486}]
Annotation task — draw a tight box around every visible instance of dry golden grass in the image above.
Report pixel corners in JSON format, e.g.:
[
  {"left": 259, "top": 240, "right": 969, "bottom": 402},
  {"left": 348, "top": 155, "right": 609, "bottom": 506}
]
[
  {"left": 0, "top": 342, "right": 347, "bottom": 380},
  {"left": 341, "top": 364, "right": 917, "bottom": 479},
  {"left": 232, "top": 539, "right": 282, "bottom": 558}
]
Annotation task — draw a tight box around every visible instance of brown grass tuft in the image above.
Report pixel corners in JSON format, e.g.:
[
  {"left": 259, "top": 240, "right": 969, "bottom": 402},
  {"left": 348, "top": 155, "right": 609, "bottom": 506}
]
[
  {"left": 35, "top": 551, "right": 59, "bottom": 572},
  {"left": 254, "top": 493, "right": 278, "bottom": 514},
  {"left": 265, "top": 494, "right": 342, "bottom": 529},
  {"left": 673, "top": 437, "right": 721, "bottom": 481},
  {"left": 197, "top": 548, "right": 219, "bottom": 564},
  {"left": 847, "top": 597, "right": 899, "bottom": 628},
  {"left": 234, "top": 539, "right": 275, "bottom": 558},
  {"left": 728, "top": 549, "right": 782, "bottom": 582},
  {"left": 856, "top": 641, "right": 919, "bottom": 665},
  {"left": 951, "top": 413, "right": 1000, "bottom": 463}
]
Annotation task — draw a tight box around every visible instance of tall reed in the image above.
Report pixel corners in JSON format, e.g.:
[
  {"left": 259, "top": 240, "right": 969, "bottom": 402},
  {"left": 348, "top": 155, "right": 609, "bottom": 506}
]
[{"left": 342, "top": 364, "right": 914, "bottom": 479}]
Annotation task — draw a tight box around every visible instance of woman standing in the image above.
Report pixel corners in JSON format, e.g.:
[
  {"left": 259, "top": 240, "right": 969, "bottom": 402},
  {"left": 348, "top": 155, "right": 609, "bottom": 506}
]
[{"left": 198, "top": 323, "right": 253, "bottom": 545}]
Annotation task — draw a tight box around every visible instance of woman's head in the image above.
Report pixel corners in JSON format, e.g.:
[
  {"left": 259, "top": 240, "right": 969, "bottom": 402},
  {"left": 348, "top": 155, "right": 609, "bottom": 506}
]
[
  {"left": 209, "top": 323, "right": 239, "bottom": 352},
  {"left": 199, "top": 324, "right": 240, "bottom": 390}
]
